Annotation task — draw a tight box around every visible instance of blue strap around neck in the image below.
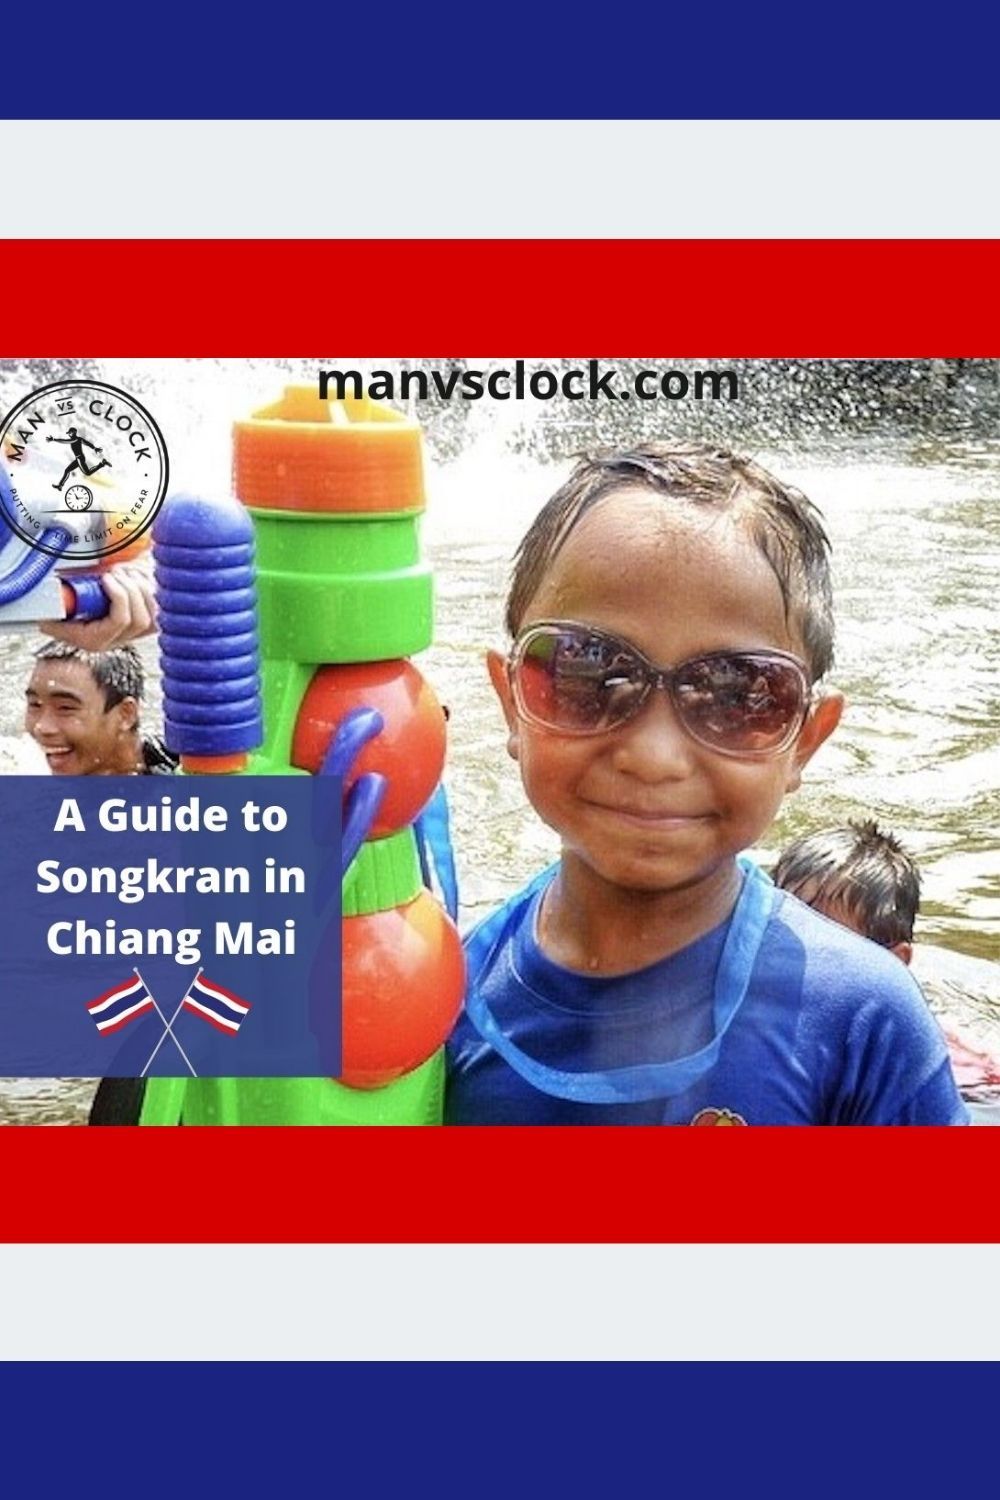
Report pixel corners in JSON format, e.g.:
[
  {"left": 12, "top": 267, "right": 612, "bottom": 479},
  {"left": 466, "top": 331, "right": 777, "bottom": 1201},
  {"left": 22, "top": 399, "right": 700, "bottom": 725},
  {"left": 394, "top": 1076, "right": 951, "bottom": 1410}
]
[
  {"left": 414, "top": 782, "right": 459, "bottom": 921},
  {"left": 464, "top": 856, "right": 776, "bottom": 1104}
]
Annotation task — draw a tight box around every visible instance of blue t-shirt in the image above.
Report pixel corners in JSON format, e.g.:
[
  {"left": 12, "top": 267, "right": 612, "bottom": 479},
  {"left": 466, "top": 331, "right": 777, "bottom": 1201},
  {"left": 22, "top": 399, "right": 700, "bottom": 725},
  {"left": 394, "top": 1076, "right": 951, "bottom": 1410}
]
[{"left": 446, "top": 865, "right": 969, "bottom": 1125}]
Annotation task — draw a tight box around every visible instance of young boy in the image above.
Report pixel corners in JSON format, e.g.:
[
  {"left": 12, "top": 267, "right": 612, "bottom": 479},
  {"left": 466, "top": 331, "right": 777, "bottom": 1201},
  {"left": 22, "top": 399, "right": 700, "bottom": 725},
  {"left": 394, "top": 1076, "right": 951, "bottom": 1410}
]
[
  {"left": 773, "top": 819, "right": 1000, "bottom": 1106},
  {"left": 24, "top": 640, "right": 177, "bottom": 776},
  {"left": 446, "top": 443, "right": 968, "bottom": 1124},
  {"left": 773, "top": 820, "right": 920, "bottom": 962}
]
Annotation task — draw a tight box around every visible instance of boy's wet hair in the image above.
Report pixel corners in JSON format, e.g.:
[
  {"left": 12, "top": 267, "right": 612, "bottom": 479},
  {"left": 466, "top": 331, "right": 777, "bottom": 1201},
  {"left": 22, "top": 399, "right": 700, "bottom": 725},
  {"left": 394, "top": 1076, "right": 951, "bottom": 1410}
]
[
  {"left": 506, "top": 442, "right": 835, "bottom": 679},
  {"left": 773, "top": 819, "right": 921, "bottom": 946},
  {"left": 32, "top": 640, "right": 145, "bottom": 714}
]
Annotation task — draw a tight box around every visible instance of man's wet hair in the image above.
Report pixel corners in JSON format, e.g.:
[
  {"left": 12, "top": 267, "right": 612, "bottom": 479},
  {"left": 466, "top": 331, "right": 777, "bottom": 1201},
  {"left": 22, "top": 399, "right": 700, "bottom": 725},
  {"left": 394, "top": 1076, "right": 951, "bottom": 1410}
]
[
  {"left": 773, "top": 819, "right": 921, "bottom": 947},
  {"left": 505, "top": 442, "right": 835, "bottom": 680},
  {"left": 32, "top": 640, "right": 144, "bottom": 713}
]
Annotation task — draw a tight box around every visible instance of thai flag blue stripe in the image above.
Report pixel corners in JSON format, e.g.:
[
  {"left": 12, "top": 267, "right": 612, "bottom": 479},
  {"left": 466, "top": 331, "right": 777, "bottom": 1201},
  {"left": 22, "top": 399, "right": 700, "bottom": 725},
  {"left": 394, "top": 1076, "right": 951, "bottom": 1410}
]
[
  {"left": 182, "top": 976, "right": 251, "bottom": 1035},
  {"left": 87, "top": 975, "right": 146, "bottom": 1015},
  {"left": 191, "top": 976, "right": 250, "bottom": 1016},
  {"left": 86, "top": 976, "right": 155, "bottom": 1034}
]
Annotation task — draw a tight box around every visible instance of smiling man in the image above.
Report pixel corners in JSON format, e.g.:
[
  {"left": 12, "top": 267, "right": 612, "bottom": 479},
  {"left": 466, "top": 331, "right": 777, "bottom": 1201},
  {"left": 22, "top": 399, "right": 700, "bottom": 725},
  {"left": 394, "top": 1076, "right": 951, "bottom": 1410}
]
[
  {"left": 24, "top": 640, "right": 178, "bottom": 777},
  {"left": 23, "top": 639, "right": 178, "bottom": 1130}
]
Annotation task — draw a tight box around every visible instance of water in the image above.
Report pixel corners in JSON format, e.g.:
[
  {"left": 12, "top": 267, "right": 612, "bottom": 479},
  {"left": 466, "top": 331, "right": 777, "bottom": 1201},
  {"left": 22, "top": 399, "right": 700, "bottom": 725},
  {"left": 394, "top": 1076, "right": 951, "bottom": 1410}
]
[{"left": 2, "top": 359, "right": 998, "bottom": 1122}]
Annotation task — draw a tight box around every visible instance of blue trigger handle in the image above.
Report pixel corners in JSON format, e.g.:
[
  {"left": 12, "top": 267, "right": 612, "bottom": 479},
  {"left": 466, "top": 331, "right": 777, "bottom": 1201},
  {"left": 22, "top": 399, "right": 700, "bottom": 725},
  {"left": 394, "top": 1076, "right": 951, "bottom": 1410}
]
[
  {"left": 319, "top": 706, "right": 387, "bottom": 878},
  {"left": 341, "top": 773, "right": 387, "bottom": 876},
  {"left": 321, "top": 706, "right": 384, "bottom": 781}
]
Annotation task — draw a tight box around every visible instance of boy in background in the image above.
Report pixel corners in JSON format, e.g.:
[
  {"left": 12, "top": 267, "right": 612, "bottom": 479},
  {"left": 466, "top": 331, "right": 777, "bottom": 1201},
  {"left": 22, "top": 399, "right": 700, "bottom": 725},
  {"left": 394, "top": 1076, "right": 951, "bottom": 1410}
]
[{"left": 774, "top": 819, "right": 1000, "bottom": 1116}]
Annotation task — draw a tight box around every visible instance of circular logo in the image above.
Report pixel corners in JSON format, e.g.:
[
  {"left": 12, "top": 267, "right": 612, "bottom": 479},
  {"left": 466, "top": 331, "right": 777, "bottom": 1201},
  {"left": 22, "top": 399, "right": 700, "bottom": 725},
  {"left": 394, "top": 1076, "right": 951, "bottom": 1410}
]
[{"left": 0, "top": 379, "right": 168, "bottom": 562}]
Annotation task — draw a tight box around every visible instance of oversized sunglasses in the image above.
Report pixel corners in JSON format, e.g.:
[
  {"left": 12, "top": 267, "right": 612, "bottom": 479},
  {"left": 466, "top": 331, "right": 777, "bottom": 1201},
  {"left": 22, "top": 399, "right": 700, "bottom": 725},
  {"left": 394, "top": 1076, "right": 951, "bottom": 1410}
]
[{"left": 508, "top": 621, "right": 813, "bottom": 758}]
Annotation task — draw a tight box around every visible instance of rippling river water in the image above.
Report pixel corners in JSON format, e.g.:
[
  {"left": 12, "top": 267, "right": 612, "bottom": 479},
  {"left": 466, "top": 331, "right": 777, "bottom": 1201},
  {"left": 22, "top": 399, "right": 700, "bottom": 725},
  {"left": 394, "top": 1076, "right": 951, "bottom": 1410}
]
[{"left": 1, "top": 360, "right": 997, "bottom": 1123}]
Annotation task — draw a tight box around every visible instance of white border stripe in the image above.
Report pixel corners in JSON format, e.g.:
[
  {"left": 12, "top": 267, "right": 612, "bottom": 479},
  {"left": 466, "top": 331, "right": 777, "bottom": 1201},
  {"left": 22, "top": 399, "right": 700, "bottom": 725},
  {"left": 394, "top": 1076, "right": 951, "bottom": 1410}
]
[
  {"left": 5, "top": 121, "right": 1000, "bottom": 239},
  {"left": 4, "top": 1244, "right": 999, "bottom": 1359}
]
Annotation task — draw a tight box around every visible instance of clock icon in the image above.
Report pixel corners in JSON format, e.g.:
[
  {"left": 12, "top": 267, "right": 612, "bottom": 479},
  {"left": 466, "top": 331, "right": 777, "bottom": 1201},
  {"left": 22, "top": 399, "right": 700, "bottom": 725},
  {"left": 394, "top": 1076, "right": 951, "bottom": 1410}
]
[{"left": 64, "top": 485, "right": 94, "bottom": 512}]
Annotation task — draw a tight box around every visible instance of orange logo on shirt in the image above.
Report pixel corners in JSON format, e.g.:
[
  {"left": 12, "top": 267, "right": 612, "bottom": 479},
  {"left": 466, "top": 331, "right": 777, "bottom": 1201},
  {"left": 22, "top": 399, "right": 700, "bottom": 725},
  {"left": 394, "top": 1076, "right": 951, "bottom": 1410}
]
[{"left": 690, "top": 1108, "right": 748, "bottom": 1126}]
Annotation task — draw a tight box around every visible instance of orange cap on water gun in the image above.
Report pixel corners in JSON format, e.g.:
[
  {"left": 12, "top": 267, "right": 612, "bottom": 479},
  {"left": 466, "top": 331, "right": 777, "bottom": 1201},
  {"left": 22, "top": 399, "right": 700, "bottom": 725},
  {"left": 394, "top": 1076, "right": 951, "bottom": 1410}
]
[{"left": 232, "top": 385, "right": 425, "bottom": 515}]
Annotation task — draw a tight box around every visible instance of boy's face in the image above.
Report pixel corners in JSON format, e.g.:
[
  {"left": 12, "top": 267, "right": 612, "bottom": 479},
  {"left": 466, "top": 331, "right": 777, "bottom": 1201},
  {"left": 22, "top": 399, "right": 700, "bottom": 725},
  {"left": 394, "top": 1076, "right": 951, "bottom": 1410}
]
[
  {"left": 24, "top": 658, "right": 138, "bottom": 776},
  {"left": 788, "top": 885, "right": 913, "bottom": 965},
  {"left": 489, "top": 491, "right": 843, "bottom": 896}
]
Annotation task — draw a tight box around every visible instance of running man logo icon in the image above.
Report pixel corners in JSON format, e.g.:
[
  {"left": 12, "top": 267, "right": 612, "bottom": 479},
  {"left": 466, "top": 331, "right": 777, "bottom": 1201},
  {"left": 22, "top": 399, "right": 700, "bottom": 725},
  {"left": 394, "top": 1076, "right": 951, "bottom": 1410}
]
[{"left": 46, "top": 427, "right": 112, "bottom": 490}]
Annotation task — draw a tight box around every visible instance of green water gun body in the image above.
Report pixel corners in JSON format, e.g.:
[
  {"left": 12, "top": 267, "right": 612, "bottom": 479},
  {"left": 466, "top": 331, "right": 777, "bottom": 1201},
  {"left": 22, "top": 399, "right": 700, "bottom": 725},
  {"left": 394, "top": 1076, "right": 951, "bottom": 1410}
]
[{"left": 141, "top": 388, "right": 464, "bottom": 1125}]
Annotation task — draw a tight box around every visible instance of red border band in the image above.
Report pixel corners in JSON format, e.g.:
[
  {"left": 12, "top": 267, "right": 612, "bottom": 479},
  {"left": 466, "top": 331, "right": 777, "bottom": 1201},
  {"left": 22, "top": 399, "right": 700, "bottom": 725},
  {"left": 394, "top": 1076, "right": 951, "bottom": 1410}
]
[
  {"left": 2, "top": 1126, "right": 995, "bottom": 1243},
  {"left": 3, "top": 240, "right": 1000, "bottom": 354}
]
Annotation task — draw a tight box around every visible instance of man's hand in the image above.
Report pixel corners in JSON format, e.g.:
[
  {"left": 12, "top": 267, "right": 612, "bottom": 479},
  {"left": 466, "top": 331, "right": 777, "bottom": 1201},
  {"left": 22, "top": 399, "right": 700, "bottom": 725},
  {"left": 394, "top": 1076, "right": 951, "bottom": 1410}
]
[{"left": 40, "top": 557, "right": 157, "bottom": 649}]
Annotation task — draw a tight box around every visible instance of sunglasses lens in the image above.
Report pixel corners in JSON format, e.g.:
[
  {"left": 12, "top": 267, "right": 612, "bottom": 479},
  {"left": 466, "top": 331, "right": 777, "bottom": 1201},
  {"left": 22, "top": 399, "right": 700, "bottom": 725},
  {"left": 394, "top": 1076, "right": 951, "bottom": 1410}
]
[
  {"left": 513, "top": 627, "right": 809, "bottom": 753},
  {"left": 673, "top": 654, "right": 807, "bottom": 753},
  {"left": 516, "top": 627, "right": 647, "bottom": 733}
]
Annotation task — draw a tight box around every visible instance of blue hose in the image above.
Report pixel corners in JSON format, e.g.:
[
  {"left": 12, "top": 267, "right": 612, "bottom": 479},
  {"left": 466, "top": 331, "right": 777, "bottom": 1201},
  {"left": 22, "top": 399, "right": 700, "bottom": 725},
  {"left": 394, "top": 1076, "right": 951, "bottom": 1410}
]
[
  {"left": 0, "top": 524, "right": 73, "bottom": 605},
  {"left": 1, "top": 470, "right": 105, "bottom": 616}
]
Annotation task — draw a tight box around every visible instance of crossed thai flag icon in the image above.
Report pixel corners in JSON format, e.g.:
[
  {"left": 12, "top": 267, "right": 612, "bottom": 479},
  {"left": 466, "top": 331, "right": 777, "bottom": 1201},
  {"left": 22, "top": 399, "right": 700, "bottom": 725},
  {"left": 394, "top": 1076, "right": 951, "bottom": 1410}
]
[{"left": 86, "top": 968, "right": 251, "bottom": 1076}]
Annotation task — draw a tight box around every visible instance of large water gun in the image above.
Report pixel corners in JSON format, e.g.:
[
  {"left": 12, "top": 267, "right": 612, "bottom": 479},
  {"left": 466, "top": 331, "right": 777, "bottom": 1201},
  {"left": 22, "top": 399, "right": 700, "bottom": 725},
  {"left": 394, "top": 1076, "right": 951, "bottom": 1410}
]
[{"left": 139, "top": 387, "right": 465, "bottom": 1125}]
